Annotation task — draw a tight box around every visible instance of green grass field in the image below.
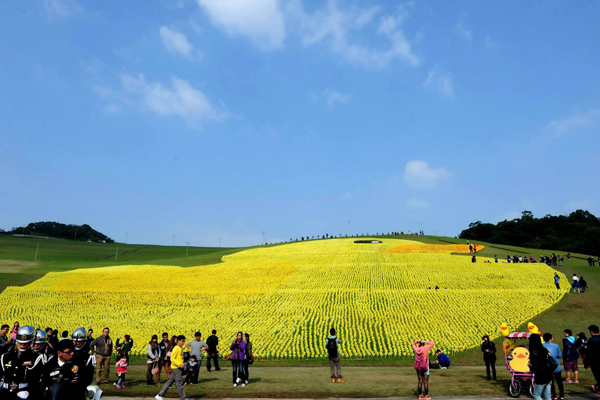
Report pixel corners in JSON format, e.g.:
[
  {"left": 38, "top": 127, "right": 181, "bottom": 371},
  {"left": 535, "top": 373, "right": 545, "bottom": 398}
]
[{"left": 0, "top": 234, "right": 598, "bottom": 397}]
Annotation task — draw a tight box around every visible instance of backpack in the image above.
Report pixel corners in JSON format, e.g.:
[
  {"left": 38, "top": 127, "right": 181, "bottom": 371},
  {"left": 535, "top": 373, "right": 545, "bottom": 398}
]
[
  {"left": 543, "top": 351, "right": 559, "bottom": 374},
  {"left": 414, "top": 351, "right": 428, "bottom": 372},
  {"left": 326, "top": 338, "right": 338, "bottom": 358}
]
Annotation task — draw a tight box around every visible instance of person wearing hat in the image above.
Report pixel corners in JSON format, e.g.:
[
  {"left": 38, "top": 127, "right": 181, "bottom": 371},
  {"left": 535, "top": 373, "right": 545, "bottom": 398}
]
[
  {"left": 33, "top": 329, "right": 54, "bottom": 365},
  {"left": 72, "top": 328, "right": 96, "bottom": 385},
  {"left": 0, "top": 325, "right": 44, "bottom": 400},
  {"left": 42, "top": 339, "right": 92, "bottom": 400},
  {"left": 481, "top": 334, "right": 497, "bottom": 380}
]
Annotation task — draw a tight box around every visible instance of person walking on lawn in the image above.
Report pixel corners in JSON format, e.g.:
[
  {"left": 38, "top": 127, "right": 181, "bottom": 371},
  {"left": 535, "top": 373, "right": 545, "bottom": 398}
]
[
  {"left": 206, "top": 329, "right": 220, "bottom": 372},
  {"left": 413, "top": 339, "right": 435, "bottom": 399},
  {"left": 155, "top": 335, "right": 187, "bottom": 400},
  {"left": 530, "top": 333, "right": 555, "bottom": 400},
  {"left": 327, "top": 328, "right": 343, "bottom": 383},
  {"left": 585, "top": 325, "right": 600, "bottom": 394},
  {"left": 90, "top": 327, "right": 113, "bottom": 384},
  {"left": 542, "top": 332, "right": 564, "bottom": 400},
  {"left": 563, "top": 329, "right": 580, "bottom": 383},
  {"left": 481, "top": 334, "right": 497, "bottom": 380}
]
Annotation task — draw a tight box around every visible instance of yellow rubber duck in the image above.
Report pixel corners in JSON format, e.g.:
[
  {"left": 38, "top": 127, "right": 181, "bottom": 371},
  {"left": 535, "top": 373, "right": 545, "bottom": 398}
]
[
  {"left": 528, "top": 322, "right": 539, "bottom": 335},
  {"left": 509, "top": 347, "right": 530, "bottom": 373},
  {"left": 528, "top": 322, "right": 545, "bottom": 343},
  {"left": 501, "top": 323, "right": 510, "bottom": 337},
  {"left": 501, "top": 323, "right": 517, "bottom": 352}
]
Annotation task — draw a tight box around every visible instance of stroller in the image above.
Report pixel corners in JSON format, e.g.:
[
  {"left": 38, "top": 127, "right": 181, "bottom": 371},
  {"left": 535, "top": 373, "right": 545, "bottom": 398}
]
[{"left": 504, "top": 331, "right": 535, "bottom": 398}]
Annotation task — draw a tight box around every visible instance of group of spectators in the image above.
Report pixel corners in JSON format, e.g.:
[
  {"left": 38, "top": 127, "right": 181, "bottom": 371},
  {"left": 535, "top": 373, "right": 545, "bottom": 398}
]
[
  {"left": 478, "top": 325, "right": 600, "bottom": 400},
  {"left": 0, "top": 323, "right": 254, "bottom": 400}
]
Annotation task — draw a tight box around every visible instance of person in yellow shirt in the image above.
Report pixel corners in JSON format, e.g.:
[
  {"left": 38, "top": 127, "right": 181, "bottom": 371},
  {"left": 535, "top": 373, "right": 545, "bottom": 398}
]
[{"left": 155, "top": 335, "right": 187, "bottom": 400}]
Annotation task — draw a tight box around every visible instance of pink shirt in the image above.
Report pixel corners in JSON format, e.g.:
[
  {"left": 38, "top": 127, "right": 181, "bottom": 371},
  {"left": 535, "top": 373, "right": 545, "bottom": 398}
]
[
  {"left": 116, "top": 358, "right": 128, "bottom": 374},
  {"left": 412, "top": 341, "right": 435, "bottom": 364}
]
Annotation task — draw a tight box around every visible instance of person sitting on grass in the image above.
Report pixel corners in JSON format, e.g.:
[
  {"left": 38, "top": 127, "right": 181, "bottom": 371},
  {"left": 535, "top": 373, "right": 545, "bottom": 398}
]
[{"left": 432, "top": 349, "right": 450, "bottom": 369}]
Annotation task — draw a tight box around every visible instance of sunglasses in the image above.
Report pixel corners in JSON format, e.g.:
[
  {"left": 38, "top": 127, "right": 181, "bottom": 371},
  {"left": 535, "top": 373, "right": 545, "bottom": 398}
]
[{"left": 60, "top": 350, "right": 74, "bottom": 355}]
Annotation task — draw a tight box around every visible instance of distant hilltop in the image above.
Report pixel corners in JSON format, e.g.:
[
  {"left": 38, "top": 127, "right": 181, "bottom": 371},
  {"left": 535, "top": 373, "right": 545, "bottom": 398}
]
[{"left": 1, "top": 221, "right": 114, "bottom": 243}]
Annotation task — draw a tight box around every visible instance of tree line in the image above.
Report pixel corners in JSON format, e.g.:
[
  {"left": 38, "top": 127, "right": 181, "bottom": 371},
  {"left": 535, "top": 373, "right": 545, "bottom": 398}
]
[
  {"left": 459, "top": 210, "right": 600, "bottom": 255},
  {"left": 1, "top": 221, "right": 114, "bottom": 243}
]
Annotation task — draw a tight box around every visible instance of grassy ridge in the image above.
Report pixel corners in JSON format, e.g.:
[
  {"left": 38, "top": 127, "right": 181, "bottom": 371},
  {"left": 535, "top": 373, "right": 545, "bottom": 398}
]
[{"left": 0, "top": 234, "right": 597, "bottom": 368}]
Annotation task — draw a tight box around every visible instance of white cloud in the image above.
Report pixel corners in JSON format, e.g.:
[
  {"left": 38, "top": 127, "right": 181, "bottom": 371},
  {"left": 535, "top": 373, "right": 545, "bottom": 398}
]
[
  {"left": 322, "top": 87, "right": 351, "bottom": 106},
  {"left": 545, "top": 108, "right": 600, "bottom": 137},
  {"left": 159, "top": 26, "right": 203, "bottom": 60},
  {"left": 422, "top": 67, "right": 454, "bottom": 98},
  {"left": 567, "top": 199, "right": 594, "bottom": 211},
  {"left": 197, "top": 0, "right": 285, "bottom": 51},
  {"left": 403, "top": 160, "right": 449, "bottom": 190},
  {"left": 405, "top": 197, "right": 430, "bottom": 210},
  {"left": 484, "top": 34, "right": 498, "bottom": 49},
  {"left": 455, "top": 17, "right": 472, "bottom": 41},
  {"left": 104, "top": 74, "right": 227, "bottom": 126},
  {"left": 43, "top": 0, "right": 81, "bottom": 19},
  {"left": 291, "top": 1, "right": 419, "bottom": 68}
]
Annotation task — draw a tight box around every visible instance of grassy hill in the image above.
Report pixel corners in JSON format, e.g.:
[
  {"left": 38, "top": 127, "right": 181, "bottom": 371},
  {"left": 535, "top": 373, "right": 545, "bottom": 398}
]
[{"left": 0, "top": 233, "right": 596, "bottom": 365}]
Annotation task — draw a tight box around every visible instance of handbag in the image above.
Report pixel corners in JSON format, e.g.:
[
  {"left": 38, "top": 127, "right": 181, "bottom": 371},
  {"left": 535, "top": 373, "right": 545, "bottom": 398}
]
[{"left": 151, "top": 361, "right": 159, "bottom": 375}]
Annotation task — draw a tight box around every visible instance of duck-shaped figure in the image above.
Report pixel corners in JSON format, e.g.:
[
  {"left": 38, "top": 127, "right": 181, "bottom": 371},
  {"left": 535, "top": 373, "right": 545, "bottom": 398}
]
[
  {"left": 509, "top": 347, "right": 530, "bottom": 372},
  {"left": 501, "top": 323, "right": 517, "bottom": 352}
]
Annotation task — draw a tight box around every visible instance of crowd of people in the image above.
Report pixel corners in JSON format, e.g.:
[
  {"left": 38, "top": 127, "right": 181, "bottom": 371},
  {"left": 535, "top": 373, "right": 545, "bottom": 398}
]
[
  {"left": 476, "top": 325, "right": 600, "bottom": 400},
  {"left": 0, "top": 324, "right": 254, "bottom": 400},
  {"left": 2, "top": 319, "right": 600, "bottom": 400}
]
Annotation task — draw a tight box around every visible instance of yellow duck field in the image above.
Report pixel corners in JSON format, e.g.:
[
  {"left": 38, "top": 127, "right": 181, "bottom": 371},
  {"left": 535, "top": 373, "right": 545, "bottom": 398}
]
[{"left": 0, "top": 238, "right": 568, "bottom": 358}]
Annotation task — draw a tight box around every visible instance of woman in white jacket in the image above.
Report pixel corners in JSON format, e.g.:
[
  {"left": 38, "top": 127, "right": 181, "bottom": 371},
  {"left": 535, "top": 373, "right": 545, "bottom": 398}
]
[{"left": 147, "top": 335, "right": 161, "bottom": 385}]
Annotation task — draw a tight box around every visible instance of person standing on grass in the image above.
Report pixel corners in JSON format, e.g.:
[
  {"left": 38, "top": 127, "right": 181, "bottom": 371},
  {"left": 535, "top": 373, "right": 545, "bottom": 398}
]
[
  {"left": 530, "top": 333, "right": 554, "bottom": 400},
  {"left": 242, "top": 333, "right": 253, "bottom": 385},
  {"left": 413, "top": 339, "right": 435, "bottom": 399},
  {"left": 542, "top": 332, "right": 564, "bottom": 400},
  {"left": 481, "top": 334, "right": 497, "bottom": 380},
  {"left": 115, "top": 353, "right": 128, "bottom": 390},
  {"left": 0, "top": 324, "right": 10, "bottom": 355},
  {"left": 157, "top": 332, "right": 169, "bottom": 383},
  {"left": 187, "top": 332, "right": 207, "bottom": 376},
  {"left": 554, "top": 273, "right": 560, "bottom": 290},
  {"left": 579, "top": 276, "right": 588, "bottom": 293},
  {"left": 147, "top": 335, "right": 160, "bottom": 385},
  {"left": 90, "top": 327, "right": 113, "bottom": 384},
  {"left": 155, "top": 335, "right": 187, "bottom": 400},
  {"left": 206, "top": 329, "right": 221, "bottom": 372},
  {"left": 562, "top": 329, "right": 580, "bottom": 383},
  {"left": 327, "top": 328, "right": 343, "bottom": 383},
  {"left": 10, "top": 321, "right": 19, "bottom": 344},
  {"left": 230, "top": 331, "right": 246, "bottom": 387},
  {"left": 585, "top": 325, "right": 600, "bottom": 393}
]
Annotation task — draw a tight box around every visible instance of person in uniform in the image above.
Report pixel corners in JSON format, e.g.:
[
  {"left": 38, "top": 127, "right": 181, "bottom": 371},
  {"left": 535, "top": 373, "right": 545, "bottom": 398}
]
[
  {"left": 42, "top": 339, "right": 92, "bottom": 400},
  {"left": 72, "top": 328, "right": 96, "bottom": 385},
  {"left": 0, "top": 325, "right": 44, "bottom": 400},
  {"left": 33, "top": 330, "right": 55, "bottom": 365}
]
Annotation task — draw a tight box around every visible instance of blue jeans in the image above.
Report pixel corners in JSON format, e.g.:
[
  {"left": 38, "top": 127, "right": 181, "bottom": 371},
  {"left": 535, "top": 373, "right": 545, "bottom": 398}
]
[
  {"left": 533, "top": 381, "right": 552, "bottom": 400},
  {"left": 232, "top": 360, "right": 244, "bottom": 383}
]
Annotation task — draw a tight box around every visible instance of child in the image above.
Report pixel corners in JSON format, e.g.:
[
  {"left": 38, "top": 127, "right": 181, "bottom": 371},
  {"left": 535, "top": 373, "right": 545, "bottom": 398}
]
[
  {"left": 116, "top": 355, "right": 128, "bottom": 389},
  {"left": 184, "top": 355, "right": 199, "bottom": 385}
]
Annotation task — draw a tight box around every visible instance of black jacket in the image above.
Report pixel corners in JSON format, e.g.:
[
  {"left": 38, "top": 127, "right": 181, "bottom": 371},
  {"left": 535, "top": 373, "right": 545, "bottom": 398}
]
[
  {"left": 0, "top": 349, "right": 44, "bottom": 392},
  {"left": 530, "top": 347, "right": 553, "bottom": 384},
  {"left": 481, "top": 341, "right": 497, "bottom": 362},
  {"left": 587, "top": 335, "right": 600, "bottom": 367},
  {"left": 42, "top": 355, "right": 92, "bottom": 400}
]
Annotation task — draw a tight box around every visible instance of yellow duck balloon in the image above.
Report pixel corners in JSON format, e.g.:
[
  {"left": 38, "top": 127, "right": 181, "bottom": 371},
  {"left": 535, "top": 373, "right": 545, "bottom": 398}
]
[
  {"left": 501, "top": 323, "right": 517, "bottom": 352},
  {"left": 527, "top": 322, "right": 544, "bottom": 343}
]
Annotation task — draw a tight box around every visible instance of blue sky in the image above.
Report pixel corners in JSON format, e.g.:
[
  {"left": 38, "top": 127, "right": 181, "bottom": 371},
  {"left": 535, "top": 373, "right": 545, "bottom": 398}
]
[{"left": 1, "top": 0, "right": 599, "bottom": 247}]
